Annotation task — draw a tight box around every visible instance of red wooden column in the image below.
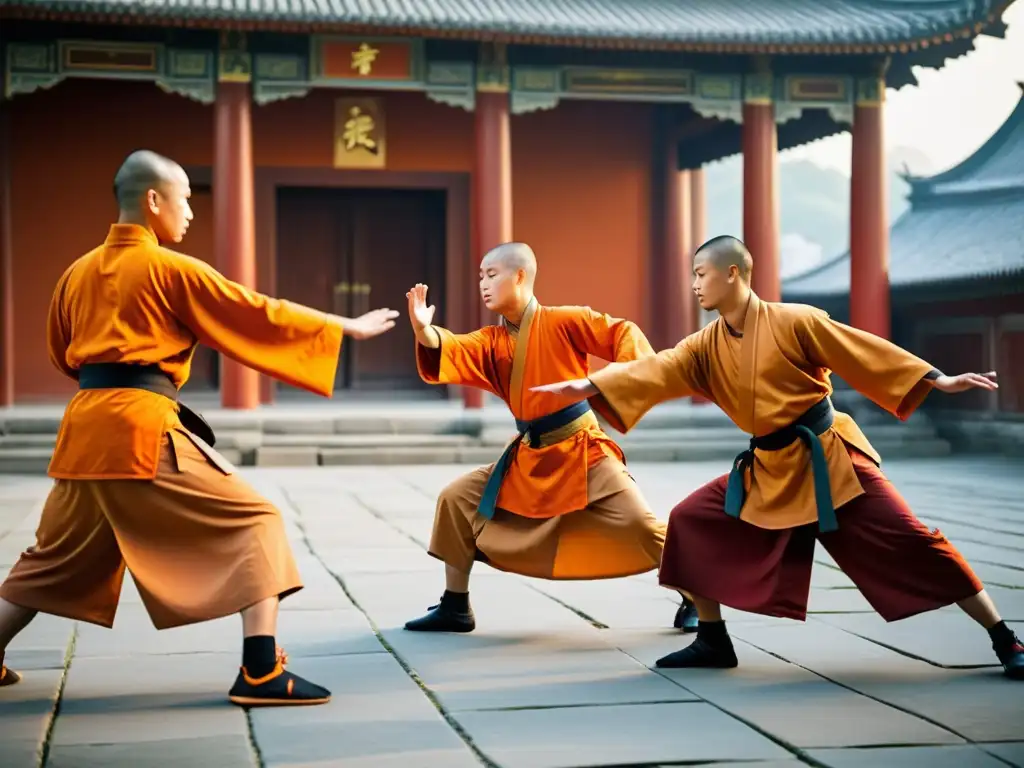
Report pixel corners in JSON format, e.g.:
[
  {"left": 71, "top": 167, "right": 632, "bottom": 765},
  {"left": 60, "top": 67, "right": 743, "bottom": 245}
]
[
  {"left": 688, "top": 166, "right": 710, "bottom": 404},
  {"left": 849, "top": 74, "right": 890, "bottom": 339},
  {"left": 663, "top": 154, "right": 693, "bottom": 345},
  {"left": 468, "top": 45, "right": 513, "bottom": 409},
  {"left": 214, "top": 48, "right": 260, "bottom": 410},
  {"left": 742, "top": 69, "right": 781, "bottom": 302},
  {"left": 0, "top": 99, "right": 13, "bottom": 407}
]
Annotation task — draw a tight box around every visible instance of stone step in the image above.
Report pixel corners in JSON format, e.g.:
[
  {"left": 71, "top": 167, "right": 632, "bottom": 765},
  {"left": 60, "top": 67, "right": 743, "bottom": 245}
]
[
  {"left": 0, "top": 449, "right": 52, "bottom": 474},
  {"left": 262, "top": 432, "right": 474, "bottom": 448}
]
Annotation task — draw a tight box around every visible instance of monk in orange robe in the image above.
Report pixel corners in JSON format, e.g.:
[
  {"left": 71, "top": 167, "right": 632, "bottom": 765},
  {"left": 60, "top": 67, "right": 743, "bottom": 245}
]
[
  {"left": 0, "top": 150, "right": 399, "bottom": 705},
  {"left": 535, "top": 235, "right": 1023, "bottom": 680},
  {"left": 403, "top": 242, "right": 695, "bottom": 633}
]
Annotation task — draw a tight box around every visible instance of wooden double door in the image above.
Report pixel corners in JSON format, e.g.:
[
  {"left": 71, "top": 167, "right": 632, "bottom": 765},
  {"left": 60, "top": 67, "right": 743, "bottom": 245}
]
[{"left": 276, "top": 187, "right": 447, "bottom": 392}]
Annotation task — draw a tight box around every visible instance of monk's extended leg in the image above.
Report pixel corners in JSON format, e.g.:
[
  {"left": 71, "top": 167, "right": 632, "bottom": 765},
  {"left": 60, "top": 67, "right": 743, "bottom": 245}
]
[
  {"left": 405, "top": 466, "right": 489, "bottom": 633},
  {"left": 0, "top": 598, "right": 36, "bottom": 687},
  {"left": 820, "top": 454, "right": 1024, "bottom": 680},
  {"left": 654, "top": 474, "right": 818, "bottom": 669}
]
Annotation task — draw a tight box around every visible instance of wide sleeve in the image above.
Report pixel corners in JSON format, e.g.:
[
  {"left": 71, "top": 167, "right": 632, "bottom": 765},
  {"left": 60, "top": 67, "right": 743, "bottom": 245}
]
[
  {"left": 588, "top": 335, "right": 705, "bottom": 433},
  {"left": 562, "top": 306, "right": 655, "bottom": 363},
  {"left": 166, "top": 253, "right": 344, "bottom": 397},
  {"left": 46, "top": 265, "right": 77, "bottom": 381},
  {"left": 416, "top": 326, "right": 499, "bottom": 395},
  {"left": 794, "top": 308, "right": 934, "bottom": 420}
]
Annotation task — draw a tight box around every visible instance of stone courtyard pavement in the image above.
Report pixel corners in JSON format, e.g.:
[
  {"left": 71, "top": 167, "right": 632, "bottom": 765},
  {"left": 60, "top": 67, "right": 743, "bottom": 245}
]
[{"left": 1, "top": 457, "right": 1023, "bottom": 768}]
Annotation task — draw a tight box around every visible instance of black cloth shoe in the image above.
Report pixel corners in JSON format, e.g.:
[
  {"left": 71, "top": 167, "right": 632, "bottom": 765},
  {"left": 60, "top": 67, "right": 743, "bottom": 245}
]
[
  {"left": 228, "top": 648, "right": 331, "bottom": 707},
  {"left": 995, "top": 635, "right": 1024, "bottom": 680},
  {"left": 0, "top": 664, "right": 21, "bottom": 687},
  {"left": 404, "top": 594, "right": 476, "bottom": 633},
  {"left": 656, "top": 621, "right": 738, "bottom": 669},
  {"left": 673, "top": 598, "right": 699, "bottom": 633}
]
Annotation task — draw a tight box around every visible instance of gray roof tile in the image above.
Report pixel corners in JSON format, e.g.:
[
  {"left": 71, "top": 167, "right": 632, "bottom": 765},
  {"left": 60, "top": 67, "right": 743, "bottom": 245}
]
[
  {"left": 0, "top": 0, "right": 1010, "bottom": 46},
  {"left": 785, "top": 85, "right": 1024, "bottom": 297}
]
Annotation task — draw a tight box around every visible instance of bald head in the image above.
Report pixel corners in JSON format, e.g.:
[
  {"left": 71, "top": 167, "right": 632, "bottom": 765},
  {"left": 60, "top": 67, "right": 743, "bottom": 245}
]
[
  {"left": 481, "top": 242, "right": 538, "bottom": 288},
  {"left": 693, "top": 235, "right": 753, "bottom": 283},
  {"left": 113, "top": 150, "right": 186, "bottom": 212}
]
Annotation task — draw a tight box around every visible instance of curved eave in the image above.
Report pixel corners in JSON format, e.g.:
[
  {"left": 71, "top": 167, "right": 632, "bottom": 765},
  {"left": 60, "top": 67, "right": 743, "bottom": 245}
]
[
  {"left": 0, "top": 1, "right": 1010, "bottom": 56},
  {"left": 909, "top": 83, "right": 1024, "bottom": 197}
]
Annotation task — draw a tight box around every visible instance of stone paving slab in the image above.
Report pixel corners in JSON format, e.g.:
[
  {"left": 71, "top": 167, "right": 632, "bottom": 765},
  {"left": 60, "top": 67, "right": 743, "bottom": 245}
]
[
  {"left": 805, "top": 745, "right": 1012, "bottom": 767},
  {"left": 45, "top": 734, "right": 256, "bottom": 768},
  {"left": 249, "top": 653, "right": 480, "bottom": 767},
  {"left": 606, "top": 629, "right": 964, "bottom": 750},
  {"left": 454, "top": 701, "right": 793, "bottom": 767},
  {"left": 0, "top": 668, "right": 63, "bottom": 768}
]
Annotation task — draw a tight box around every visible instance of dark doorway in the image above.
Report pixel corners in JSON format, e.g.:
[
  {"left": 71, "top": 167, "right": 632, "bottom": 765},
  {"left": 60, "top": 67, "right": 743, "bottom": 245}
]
[{"left": 275, "top": 187, "right": 447, "bottom": 393}]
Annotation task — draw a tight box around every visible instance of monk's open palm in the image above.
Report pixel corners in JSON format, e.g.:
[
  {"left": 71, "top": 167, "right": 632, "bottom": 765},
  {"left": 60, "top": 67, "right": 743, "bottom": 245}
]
[
  {"left": 934, "top": 371, "right": 998, "bottom": 394},
  {"left": 346, "top": 308, "right": 399, "bottom": 340},
  {"left": 406, "top": 283, "right": 436, "bottom": 330}
]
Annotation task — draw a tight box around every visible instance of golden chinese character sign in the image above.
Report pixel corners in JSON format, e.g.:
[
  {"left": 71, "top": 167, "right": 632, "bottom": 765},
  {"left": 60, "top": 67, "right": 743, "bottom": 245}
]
[
  {"left": 320, "top": 39, "right": 413, "bottom": 82},
  {"left": 334, "top": 97, "right": 386, "bottom": 169}
]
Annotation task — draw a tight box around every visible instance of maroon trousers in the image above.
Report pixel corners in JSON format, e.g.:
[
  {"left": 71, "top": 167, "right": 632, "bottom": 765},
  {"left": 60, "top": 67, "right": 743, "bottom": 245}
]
[{"left": 660, "top": 449, "right": 983, "bottom": 622}]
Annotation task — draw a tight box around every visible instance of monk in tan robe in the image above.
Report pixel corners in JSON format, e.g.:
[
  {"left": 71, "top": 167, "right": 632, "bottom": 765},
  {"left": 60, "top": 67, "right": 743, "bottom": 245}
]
[
  {"left": 0, "top": 150, "right": 400, "bottom": 705},
  {"left": 535, "top": 235, "right": 1024, "bottom": 679},
  {"left": 403, "top": 242, "right": 696, "bottom": 633}
]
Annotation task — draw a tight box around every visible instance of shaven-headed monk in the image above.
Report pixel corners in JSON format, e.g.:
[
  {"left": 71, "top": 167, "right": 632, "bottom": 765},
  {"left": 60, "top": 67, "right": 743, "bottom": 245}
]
[
  {"left": 403, "top": 242, "right": 696, "bottom": 632},
  {"left": 535, "top": 235, "right": 1024, "bottom": 679},
  {"left": 0, "top": 150, "right": 399, "bottom": 704}
]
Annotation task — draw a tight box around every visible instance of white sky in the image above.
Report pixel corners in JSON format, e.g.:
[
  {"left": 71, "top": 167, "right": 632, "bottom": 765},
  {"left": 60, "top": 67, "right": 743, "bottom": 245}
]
[{"left": 783, "top": 2, "right": 1024, "bottom": 175}]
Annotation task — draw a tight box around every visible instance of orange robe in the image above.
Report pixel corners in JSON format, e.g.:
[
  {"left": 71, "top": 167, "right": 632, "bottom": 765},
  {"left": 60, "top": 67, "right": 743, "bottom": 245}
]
[
  {"left": 0, "top": 223, "right": 344, "bottom": 630},
  {"left": 417, "top": 301, "right": 654, "bottom": 518},
  {"left": 47, "top": 223, "right": 343, "bottom": 479},
  {"left": 590, "top": 294, "right": 935, "bottom": 530}
]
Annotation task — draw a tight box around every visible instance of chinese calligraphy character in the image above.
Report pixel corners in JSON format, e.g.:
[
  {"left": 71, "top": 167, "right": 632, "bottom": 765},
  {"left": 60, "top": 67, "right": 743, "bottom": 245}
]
[
  {"left": 351, "top": 42, "right": 379, "bottom": 76},
  {"left": 342, "top": 106, "right": 377, "bottom": 153}
]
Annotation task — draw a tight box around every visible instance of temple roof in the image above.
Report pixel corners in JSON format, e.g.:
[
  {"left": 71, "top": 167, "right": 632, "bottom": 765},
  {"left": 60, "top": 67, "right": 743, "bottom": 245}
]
[
  {"left": 784, "top": 83, "right": 1024, "bottom": 299},
  {"left": 0, "top": 0, "right": 1012, "bottom": 53}
]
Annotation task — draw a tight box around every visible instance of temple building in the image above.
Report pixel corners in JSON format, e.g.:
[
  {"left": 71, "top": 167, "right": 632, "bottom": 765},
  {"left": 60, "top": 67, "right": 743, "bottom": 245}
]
[
  {"left": 786, "top": 83, "right": 1024, "bottom": 441},
  {"left": 0, "top": 0, "right": 1017, "bottom": 408}
]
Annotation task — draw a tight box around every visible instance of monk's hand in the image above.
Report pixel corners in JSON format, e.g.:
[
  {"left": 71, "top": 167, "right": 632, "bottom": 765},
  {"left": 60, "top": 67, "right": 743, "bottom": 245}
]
[
  {"left": 531, "top": 378, "right": 598, "bottom": 399},
  {"left": 933, "top": 371, "right": 998, "bottom": 394},
  {"left": 344, "top": 308, "right": 399, "bottom": 340},
  {"left": 406, "top": 283, "right": 436, "bottom": 331}
]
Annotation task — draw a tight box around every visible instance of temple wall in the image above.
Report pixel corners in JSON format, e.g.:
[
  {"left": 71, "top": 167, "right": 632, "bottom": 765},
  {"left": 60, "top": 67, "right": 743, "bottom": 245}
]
[{"left": 8, "top": 78, "right": 654, "bottom": 401}]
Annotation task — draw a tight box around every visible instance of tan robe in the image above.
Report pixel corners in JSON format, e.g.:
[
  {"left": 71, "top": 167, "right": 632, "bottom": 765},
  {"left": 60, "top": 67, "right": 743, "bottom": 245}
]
[
  {"left": 590, "top": 294, "right": 935, "bottom": 530},
  {"left": 1, "top": 223, "right": 343, "bottom": 629},
  {"left": 419, "top": 300, "right": 665, "bottom": 579}
]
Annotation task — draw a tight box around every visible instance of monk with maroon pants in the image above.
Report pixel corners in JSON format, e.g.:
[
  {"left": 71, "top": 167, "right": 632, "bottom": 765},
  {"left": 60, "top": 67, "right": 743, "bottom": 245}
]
[{"left": 535, "top": 235, "right": 1024, "bottom": 679}]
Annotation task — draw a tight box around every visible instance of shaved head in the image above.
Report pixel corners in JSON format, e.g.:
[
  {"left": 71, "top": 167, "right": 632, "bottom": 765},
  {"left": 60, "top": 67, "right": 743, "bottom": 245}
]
[
  {"left": 693, "top": 235, "right": 753, "bottom": 283},
  {"left": 113, "top": 150, "right": 185, "bottom": 212},
  {"left": 481, "top": 242, "right": 537, "bottom": 288}
]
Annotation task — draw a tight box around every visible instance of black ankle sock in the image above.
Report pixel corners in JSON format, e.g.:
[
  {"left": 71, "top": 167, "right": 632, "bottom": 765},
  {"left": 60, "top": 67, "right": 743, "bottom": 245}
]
[
  {"left": 988, "top": 620, "right": 1017, "bottom": 648},
  {"left": 697, "top": 620, "right": 731, "bottom": 647},
  {"left": 440, "top": 590, "right": 470, "bottom": 612},
  {"left": 243, "top": 635, "right": 278, "bottom": 678}
]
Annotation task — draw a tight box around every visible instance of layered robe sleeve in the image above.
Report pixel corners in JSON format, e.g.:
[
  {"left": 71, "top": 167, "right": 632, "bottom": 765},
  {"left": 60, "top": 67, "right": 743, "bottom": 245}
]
[
  {"left": 166, "top": 252, "right": 344, "bottom": 397},
  {"left": 588, "top": 333, "right": 707, "bottom": 434},
  {"left": 416, "top": 326, "right": 502, "bottom": 396},
  {"left": 46, "top": 263, "right": 78, "bottom": 380},
  {"left": 793, "top": 308, "right": 935, "bottom": 421}
]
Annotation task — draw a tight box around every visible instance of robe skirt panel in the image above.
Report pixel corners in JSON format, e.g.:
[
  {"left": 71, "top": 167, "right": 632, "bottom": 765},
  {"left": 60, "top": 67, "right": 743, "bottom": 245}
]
[
  {"left": 658, "top": 448, "right": 983, "bottom": 622},
  {"left": 0, "top": 432, "right": 302, "bottom": 630},
  {"left": 428, "top": 457, "right": 666, "bottom": 580}
]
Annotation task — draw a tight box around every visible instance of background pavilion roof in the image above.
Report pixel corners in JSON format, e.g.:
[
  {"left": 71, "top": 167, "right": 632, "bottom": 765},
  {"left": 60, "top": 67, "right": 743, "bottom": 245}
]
[
  {"left": 784, "top": 83, "right": 1024, "bottom": 300},
  {"left": 0, "top": 0, "right": 1013, "bottom": 52}
]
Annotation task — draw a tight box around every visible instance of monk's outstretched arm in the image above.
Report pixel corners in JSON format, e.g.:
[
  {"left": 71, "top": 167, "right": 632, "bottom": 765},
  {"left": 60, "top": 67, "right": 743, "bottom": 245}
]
[
  {"left": 562, "top": 307, "right": 655, "bottom": 363},
  {"left": 539, "top": 337, "right": 704, "bottom": 433},
  {"left": 415, "top": 326, "right": 501, "bottom": 395},
  {"left": 167, "top": 253, "right": 344, "bottom": 397},
  {"left": 794, "top": 308, "right": 937, "bottom": 420}
]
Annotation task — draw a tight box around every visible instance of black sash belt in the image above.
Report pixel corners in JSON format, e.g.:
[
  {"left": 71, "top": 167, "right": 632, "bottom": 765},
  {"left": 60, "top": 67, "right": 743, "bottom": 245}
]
[
  {"left": 723, "top": 397, "right": 837, "bottom": 533},
  {"left": 78, "top": 363, "right": 217, "bottom": 447}
]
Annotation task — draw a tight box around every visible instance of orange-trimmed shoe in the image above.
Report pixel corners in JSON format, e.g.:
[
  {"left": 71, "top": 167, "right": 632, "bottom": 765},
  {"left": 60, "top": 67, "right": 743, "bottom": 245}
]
[
  {"left": 228, "top": 646, "right": 330, "bottom": 707},
  {"left": 0, "top": 664, "right": 21, "bottom": 687}
]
